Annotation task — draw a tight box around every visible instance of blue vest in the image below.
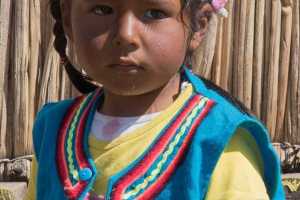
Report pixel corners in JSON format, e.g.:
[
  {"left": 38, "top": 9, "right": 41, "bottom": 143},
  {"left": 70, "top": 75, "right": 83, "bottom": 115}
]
[{"left": 33, "top": 68, "right": 285, "bottom": 200}]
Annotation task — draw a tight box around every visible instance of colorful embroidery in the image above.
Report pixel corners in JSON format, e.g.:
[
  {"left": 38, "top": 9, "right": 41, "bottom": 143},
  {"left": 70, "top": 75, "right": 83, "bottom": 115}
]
[
  {"left": 110, "top": 94, "right": 215, "bottom": 200},
  {"left": 123, "top": 98, "right": 207, "bottom": 199},
  {"left": 67, "top": 96, "right": 90, "bottom": 181},
  {"left": 56, "top": 89, "right": 101, "bottom": 199},
  {"left": 56, "top": 85, "right": 214, "bottom": 200}
]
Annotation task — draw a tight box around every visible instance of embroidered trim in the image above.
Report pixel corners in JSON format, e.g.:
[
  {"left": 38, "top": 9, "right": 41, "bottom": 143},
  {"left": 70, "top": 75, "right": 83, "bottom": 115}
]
[
  {"left": 110, "top": 94, "right": 215, "bottom": 200},
  {"left": 123, "top": 98, "right": 208, "bottom": 199},
  {"left": 56, "top": 84, "right": 214, "bottom": 200},
  {"left": 67, "top": 96, "right": 90, "bottom": 181},
  {"left": 56, "top": 89, "right": 101, "bottom": 199}
]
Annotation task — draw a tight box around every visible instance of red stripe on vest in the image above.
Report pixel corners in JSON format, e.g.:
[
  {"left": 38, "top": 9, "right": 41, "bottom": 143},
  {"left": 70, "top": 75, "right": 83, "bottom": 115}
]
[
  {"left": 111, "top": 95, "right": 202, "bottom": 199},
  {"left": 139, "top": 99, "right": 215, "bottom": 200}
]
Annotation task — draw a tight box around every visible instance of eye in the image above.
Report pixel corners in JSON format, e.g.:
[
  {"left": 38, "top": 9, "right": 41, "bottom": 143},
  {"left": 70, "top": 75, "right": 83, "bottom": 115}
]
[
  {"left": 144, "top": 9, "right": 167, "bottom": 20},
  {"left": 92, "top": 5, "right": 113, "bottom": 16}
]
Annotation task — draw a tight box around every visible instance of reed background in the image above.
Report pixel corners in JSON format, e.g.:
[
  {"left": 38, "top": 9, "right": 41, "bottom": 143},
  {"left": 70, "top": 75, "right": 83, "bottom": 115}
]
[{"left": 0, "top": 0, "right": 299, "bottom": 159}]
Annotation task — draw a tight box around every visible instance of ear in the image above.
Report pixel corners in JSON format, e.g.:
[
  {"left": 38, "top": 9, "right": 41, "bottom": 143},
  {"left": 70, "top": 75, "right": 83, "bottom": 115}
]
[
  {"left": 60, "top": 0, "right": 73, "bottom": 42},
  {"left": 188, "top": 3, "right": 213, "bottom": 51}
]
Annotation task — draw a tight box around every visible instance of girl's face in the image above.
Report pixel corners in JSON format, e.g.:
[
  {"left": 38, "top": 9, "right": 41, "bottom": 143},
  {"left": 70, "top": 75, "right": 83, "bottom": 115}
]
[{"left": 63, "top": 0, "right": 201, "bottom": 96}]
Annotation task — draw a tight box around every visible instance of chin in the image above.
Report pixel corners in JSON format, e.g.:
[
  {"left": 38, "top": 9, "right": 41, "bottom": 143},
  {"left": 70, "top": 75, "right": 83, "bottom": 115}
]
[
  {"left": 103, "top": 84, "right": 162, "bottom": 97},
  {"left": 107, "top": 88, "right": 150, "bottom": 96}
]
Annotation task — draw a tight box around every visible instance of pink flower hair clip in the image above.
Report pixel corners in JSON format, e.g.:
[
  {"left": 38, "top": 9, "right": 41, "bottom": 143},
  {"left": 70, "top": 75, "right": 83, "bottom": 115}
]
[{"left": 211, "top": 0, "right": 229, "bottom": 17}]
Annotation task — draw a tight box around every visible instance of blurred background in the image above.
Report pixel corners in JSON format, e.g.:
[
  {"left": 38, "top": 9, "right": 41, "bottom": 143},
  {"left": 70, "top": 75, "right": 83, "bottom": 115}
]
[{"left": 0, "top": 0, "right": 299, "bottom": 199}]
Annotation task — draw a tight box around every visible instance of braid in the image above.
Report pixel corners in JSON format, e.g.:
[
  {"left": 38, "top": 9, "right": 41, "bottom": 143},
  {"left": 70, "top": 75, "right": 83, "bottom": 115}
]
[{"left": 49, "top": 0, "right": 98, "bottom": 94}]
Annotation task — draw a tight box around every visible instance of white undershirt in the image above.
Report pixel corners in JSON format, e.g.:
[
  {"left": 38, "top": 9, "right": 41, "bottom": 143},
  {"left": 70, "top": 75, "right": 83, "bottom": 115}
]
[
  {"left": 90, "top": 111, "right": 161, "bottom": 141},
  {"left": 90, "top": 81, "right": 189, "bottom": 141}
]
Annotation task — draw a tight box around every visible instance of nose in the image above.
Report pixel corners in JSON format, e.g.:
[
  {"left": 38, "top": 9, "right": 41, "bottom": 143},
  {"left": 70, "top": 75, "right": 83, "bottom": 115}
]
[{"left": 113, "top": 12, "right": 140, "bottom": 50}]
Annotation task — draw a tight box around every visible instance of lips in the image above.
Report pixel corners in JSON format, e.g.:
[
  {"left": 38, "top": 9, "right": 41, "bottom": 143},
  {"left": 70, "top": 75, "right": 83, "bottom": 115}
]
[
  {"left": 110, "top": 63, "right": 140, "bottom": 68},
  {"left": 108, "top": 58, "right": 143, "bottom": 70}
]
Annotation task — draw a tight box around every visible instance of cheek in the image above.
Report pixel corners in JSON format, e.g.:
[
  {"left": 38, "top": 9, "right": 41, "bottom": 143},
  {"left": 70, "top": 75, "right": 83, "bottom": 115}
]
[
  {"left": 73, "top": 22, "right": 106, "bottom": 50},
  {"left": 145, "top": 27, "right": 187, "bottom": 71},
  {"left": 72, "top": 22, "right": 110, "bottom": 68}
]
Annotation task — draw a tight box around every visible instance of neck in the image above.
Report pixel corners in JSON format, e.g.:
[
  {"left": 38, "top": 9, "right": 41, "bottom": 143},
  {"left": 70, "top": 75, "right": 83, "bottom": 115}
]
[{"left": 98, "top": 73, "right": 181, "bottom": 117}]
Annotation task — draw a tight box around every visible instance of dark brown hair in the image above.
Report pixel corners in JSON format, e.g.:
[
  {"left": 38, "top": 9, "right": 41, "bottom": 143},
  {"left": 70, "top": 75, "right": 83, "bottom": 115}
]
[{"left": 49, "top": 0, "right": 212, "bottom": 94}]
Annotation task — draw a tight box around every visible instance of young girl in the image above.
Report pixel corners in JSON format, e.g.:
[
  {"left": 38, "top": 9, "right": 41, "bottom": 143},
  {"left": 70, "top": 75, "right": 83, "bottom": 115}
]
[{"left": 26, "top": 0, "right": 285, "bottom": 199}]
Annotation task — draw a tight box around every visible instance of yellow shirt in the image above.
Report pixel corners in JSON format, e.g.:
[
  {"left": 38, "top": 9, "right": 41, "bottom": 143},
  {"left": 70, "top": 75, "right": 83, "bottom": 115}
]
[{"left": 25, "top": 84, "right": 269, "bottom": 199}]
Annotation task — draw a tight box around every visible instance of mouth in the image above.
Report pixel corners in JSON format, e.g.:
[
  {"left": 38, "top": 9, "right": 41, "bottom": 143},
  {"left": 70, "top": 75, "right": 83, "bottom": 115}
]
[
  {"left": 108, "top": 58, "right": 143, "bottom": 71},
  {"left": 110, "top": 64, "right": 141, "bottom": 69}
]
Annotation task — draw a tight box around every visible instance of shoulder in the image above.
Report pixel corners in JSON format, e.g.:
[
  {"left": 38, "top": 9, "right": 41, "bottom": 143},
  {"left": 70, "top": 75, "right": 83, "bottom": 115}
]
[
  {"left": 185, "top": 70, "right": 284, "bottom": 198},
  {"left": 183, "top": 69, "right": 253, "bottom": 125},
  {"left": 197, "top": 76, "right": 252, "bottom": 116},
  {"left": 191, "top": 73, "right": 272, "bottom": 140},
  {"left": 32, "top": 97, "right": 78, "bottom": 159},
  {"left": 191, "top": 73, "right": 273, "bottom": 157},
  {"left": 187, "top": 71, "right": 257, "bottom": 131},
  {"left": 35, "top": 99, "right": 76, "bottom": 120},
  {"left": 32, "top": 98, "right": 76, "bottom": 135},
  {"left": 183, "top": 68, "right": 250, "bottom": 115}
]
